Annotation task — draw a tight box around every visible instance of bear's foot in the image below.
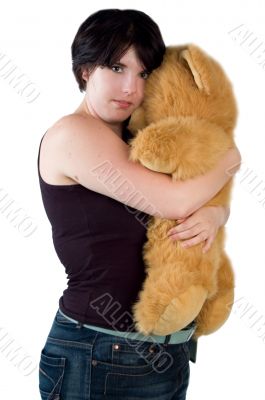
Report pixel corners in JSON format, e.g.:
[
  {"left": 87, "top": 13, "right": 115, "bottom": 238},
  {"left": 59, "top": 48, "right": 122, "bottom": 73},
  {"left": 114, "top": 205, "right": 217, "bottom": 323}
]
[
  {"left": 153, "top": 285, "right": 207, "bottom": 335},
  {"left": 194, "top": 287, "right": 234, "bottom": 338}
]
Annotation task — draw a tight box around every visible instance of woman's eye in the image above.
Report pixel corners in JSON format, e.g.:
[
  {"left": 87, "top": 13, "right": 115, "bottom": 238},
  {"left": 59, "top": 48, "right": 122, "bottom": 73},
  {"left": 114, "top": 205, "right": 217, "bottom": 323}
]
[
  {"left": 111, "top": 65, "right": 122, "bottom": 73},
  {"left": 110, "top": 65, "right": 149, "bottom": 79},
  {"left": 140, "top": 71, "right": 149, "bottom": 80}
]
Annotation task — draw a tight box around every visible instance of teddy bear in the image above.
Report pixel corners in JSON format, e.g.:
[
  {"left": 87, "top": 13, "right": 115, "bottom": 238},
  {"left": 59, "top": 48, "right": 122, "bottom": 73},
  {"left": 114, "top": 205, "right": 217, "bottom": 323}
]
[{"left": 127, "top": 44, "right": 238, "bottom": 339}]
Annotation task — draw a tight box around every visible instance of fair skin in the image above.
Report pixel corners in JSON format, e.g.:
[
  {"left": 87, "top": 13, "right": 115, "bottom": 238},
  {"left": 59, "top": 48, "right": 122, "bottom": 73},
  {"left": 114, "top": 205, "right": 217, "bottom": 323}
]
[
  {"left": 39, "top": 46, "right": 240, "bottom": 252},
  {"left": 168, "top": 205, "right": 230, "bottom": 253}
]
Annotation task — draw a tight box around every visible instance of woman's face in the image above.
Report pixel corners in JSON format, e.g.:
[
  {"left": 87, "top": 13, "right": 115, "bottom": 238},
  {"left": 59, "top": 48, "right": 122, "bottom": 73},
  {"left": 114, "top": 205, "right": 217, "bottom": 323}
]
[{"left": 82, "top": 46, "right": 149, "bottom": 130}]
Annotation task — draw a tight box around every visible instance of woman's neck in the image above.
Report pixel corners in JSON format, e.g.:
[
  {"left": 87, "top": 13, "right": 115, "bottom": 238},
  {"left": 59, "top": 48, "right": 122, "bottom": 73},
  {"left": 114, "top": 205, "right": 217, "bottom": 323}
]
[{"left": 74, "top": 96, "right": 123, "bottom": 139}]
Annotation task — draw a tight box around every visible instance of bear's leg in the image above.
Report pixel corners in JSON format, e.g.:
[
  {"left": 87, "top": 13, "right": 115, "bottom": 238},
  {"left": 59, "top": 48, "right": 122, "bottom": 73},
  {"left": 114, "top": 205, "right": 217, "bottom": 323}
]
[
  {"left": 153, "top": 284, "right": 208, "bottom": 335},
  {"left": 193, "top": 252, "right": 235, "bottom": 338},
  {"left": 132, "top": 261, "right": 209, "bottom": 336}
]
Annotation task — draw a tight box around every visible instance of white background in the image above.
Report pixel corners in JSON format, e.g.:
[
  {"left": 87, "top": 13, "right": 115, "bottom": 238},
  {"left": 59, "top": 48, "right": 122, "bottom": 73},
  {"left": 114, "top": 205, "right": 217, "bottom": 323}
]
[{"left": 0, "top": 0, "right": 264, "bottom": 398}]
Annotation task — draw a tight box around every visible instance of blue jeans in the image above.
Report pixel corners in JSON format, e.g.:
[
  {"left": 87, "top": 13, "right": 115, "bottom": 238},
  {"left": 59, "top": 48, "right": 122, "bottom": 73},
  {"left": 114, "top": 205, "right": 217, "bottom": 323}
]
[{"left": 38, "top": 308, "right": 191, "bottom": 399}]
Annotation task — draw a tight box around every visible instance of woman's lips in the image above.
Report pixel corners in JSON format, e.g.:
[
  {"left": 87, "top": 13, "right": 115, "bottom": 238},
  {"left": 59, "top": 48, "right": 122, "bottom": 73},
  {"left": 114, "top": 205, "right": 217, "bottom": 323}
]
[{"left": 113, "top": 100, "right": 132, "bottom": 109}]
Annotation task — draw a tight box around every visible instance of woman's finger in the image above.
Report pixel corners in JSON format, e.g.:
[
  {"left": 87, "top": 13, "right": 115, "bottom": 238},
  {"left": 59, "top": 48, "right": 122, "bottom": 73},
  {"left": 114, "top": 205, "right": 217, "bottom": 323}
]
[
  {"left": 168, "top": 221, "right": 201, "bottom": 236},
  {"left": 168, "top": 224, "right": 203, "bottom": 240},
  {"left": 176, "top": 218, "right": 186, "bottom": 223},
  {"left": 202, "top": 235, "right": 215, "bottom": 253},
  {"left": 180, "top": 231, "right": 208, "bottom": 248}
]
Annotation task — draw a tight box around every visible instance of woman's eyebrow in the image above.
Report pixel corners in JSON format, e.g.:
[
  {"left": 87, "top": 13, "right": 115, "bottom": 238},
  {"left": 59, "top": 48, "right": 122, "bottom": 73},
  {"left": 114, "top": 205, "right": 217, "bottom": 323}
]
[{"left": 115, "top": 62, "right": 127, "bottom": 67}]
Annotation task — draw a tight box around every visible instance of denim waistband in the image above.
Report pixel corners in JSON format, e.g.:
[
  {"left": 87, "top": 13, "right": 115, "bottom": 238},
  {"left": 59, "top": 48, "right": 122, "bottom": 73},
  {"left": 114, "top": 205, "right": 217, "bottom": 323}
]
[{"left": 58, "top": 308, "right": 196, "bottom": 345}]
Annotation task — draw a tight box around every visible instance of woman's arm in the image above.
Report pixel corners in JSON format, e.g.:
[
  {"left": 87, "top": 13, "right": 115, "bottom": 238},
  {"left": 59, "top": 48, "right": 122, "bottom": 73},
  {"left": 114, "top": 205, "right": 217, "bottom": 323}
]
[
  {"left": 177, "top": 148, "right": 240, "bottom": 218},
  {"left": 55, "top": 115, "right": 241, "bottom": 220}
]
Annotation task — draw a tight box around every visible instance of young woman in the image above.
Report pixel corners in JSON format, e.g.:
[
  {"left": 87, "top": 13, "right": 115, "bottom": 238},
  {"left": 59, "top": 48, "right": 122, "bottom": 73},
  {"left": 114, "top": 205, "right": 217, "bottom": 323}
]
[{"left": 37, "top": 9, "right": 241, "bottom": 400}]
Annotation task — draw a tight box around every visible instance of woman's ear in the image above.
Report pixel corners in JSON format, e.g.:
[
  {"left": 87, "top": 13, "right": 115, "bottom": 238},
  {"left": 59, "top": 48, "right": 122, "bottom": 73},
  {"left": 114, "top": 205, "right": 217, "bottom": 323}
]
[{"left": 81, "top": 66, "right": 89, "bottom": 82}]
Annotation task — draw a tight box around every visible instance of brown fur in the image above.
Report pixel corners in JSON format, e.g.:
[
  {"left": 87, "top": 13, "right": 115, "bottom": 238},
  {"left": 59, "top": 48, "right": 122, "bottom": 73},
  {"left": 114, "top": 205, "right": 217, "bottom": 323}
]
[{"left": 128, "top": 44, "right": 237, "bottom": 338}]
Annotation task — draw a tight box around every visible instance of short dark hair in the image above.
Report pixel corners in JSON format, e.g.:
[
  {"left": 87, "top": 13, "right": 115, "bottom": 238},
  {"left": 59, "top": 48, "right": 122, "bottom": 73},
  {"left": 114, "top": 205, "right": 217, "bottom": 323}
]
[{"left": 71, "top": 8, "right": 166, "bottom": 92}]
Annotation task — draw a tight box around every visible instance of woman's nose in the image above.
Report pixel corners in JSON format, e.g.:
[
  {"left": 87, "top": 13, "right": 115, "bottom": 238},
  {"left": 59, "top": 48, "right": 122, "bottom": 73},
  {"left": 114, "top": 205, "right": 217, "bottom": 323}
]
[{"left": 122, "top": 75, "right": 137, "bottom": 94}]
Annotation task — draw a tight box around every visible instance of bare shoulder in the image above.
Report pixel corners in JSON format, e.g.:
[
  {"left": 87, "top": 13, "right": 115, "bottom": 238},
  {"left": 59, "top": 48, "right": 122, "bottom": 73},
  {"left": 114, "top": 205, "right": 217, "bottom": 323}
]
[
  {"left": 39, "top": 112, "right": 124, "bottom": 186},
  {"left": 46, "top": 113, "right": 93, "bottom": 138},
  {"left": 39, "top": 113, "right": 95, "bottom": 185},
  {"left": 46, "top": 112, "right": 111, "bottom": 146}
]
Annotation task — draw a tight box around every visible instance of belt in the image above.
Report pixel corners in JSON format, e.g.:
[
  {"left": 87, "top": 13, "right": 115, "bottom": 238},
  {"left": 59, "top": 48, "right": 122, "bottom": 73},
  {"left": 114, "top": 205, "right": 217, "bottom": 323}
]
[{"left": 58, "top": 308, "right": 196, "bottom": 345}]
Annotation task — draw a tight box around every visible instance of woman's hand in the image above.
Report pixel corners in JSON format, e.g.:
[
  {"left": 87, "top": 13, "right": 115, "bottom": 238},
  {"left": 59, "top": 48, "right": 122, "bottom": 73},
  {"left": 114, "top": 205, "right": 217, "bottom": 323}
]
[{"left": 167, "top": 205, "right": 230, "bottom": 253}]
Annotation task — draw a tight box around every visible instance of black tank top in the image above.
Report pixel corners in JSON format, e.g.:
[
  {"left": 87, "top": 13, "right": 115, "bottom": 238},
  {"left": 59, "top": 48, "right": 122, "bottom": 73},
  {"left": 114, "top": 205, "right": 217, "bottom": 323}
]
[{"left": 37, "top": 126, "right": 151, "bottom": 332}]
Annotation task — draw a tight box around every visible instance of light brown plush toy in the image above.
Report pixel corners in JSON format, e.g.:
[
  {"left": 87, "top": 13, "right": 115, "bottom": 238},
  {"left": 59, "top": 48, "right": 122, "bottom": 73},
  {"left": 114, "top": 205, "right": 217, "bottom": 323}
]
[{"left": 128, "top": 44, "right": 238, "bottom": 339}]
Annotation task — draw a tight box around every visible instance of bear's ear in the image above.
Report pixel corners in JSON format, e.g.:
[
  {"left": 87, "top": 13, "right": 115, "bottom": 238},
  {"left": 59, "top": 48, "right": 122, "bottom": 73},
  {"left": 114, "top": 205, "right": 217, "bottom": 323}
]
[{"left": 179, "top": 44, "right": 212, "bottom": 95}]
